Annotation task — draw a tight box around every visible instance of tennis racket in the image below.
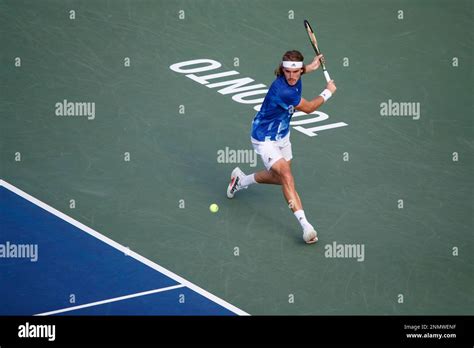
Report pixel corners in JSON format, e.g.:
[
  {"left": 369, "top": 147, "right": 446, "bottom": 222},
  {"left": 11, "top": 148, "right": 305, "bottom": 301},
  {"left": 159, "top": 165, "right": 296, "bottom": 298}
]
[{"left": 304, "top": 19, "right": 331, "bottom": 82}]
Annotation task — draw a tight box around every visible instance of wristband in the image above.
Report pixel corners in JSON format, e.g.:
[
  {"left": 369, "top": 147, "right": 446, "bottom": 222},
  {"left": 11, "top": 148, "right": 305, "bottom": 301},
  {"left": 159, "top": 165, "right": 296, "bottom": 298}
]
[{"left": 319, "top": 89, "right": 332, "bottom": 102}]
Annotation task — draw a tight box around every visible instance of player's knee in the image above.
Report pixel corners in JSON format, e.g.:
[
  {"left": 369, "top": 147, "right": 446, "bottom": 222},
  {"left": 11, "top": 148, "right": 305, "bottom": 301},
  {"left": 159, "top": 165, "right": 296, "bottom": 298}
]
[
  {"left": 279, "top": 170, "right": 294, "bottom": 185},
  {"left": 271, "top": 160, "right": 293, "bottom": 183}
]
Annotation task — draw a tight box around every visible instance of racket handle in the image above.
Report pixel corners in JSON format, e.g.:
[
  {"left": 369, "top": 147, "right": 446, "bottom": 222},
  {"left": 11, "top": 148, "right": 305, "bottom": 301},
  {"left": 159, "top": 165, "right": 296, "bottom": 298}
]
[{"left": 323, "top": 70, "right": 331, "bottom": 82}]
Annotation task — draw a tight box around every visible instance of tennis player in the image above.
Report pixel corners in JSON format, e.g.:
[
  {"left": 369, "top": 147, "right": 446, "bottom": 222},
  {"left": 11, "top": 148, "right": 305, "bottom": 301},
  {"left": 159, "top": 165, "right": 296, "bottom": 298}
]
[{"left": 227, "top": 50, "right": 337, "bottom": 244}]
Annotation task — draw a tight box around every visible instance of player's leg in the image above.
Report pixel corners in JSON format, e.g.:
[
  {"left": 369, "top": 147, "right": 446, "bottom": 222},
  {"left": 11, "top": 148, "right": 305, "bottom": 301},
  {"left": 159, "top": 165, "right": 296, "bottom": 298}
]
[
  {"left": 284, "top": 160, "right": 303, "bottom": 210},
  {"left": 269, "top": 159, "right": 302, "bottom": 212},
  {"left": 227, "top": 140, "right": 282, "bottom": 198},
  {"left": 228, "top": 137, "right": 300, "bottom": 196},
  {"left": 252, "top": 161, "right": 304, "bottom": 210},
  {"left": 271, "top": 152, "right": 318, "bottom": 243},
  {"left": 249, "top": 139, "right": 288, "bottom": 185},
  {"left": 254, "top": 169, "right": 281, "bottom": 185},
  {"left": 273, "top": 139, "right": 303, "bottom": 212}
]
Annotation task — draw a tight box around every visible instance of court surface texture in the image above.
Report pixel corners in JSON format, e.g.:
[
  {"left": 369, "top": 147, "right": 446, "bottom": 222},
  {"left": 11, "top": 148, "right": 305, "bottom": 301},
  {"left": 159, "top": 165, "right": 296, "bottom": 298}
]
[{"left": 1, "top": 0, "right": 472, "bottom": 315}]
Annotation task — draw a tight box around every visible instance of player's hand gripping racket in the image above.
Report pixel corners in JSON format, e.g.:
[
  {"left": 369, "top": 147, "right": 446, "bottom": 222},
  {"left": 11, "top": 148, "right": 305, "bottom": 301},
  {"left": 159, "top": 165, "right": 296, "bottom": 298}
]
[{"left": 304, "top": 19, "right": 331, "bottom": 82}]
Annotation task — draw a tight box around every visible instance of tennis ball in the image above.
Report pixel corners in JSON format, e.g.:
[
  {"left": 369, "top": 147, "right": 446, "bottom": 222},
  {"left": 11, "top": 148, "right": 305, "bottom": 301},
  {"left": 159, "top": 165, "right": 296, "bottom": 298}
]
[{"left": 209, "top": 203, "right": 219, "bottom": 213}]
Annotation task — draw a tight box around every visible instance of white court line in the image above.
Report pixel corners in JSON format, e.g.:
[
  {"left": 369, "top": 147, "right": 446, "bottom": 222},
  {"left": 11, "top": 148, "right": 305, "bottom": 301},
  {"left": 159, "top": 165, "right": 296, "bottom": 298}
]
[
  {"left": 0, "top": 179, "right": 250, "bottom": 316},
  {"left": 35, "top": 284, "right": 185, "bottom": 316}
]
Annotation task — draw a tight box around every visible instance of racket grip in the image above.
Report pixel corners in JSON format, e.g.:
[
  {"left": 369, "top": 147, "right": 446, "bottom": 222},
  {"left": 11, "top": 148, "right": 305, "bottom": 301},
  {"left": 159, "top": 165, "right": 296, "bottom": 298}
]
[{"left": 323, "top": 70, "right": 331, "bottom": 82}]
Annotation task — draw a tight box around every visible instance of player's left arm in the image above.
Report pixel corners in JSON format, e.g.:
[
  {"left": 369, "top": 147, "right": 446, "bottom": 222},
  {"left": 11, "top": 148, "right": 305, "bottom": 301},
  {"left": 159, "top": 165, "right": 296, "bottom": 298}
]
[
  {"left": 295, "top": 97, "right": 324, "bottom": 113},
  {"left": 304, "top": 54, "right": 323, "bottom": 74},
  {"left": 295, "top": 79, "right": 337, "bottom": 113}
]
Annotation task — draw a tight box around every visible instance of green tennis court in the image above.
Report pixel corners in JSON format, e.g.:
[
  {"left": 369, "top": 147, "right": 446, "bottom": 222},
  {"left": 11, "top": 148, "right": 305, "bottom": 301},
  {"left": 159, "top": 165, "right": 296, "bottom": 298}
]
[{"left": 1, "top": 0, "right": 472, "bottom": 315}]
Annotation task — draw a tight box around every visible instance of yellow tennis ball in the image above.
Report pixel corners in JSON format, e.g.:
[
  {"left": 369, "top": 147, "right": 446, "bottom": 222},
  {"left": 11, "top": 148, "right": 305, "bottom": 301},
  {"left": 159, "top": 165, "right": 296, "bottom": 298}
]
[{"left": 209, "top": 203, "right": 219, "bottom": 213}]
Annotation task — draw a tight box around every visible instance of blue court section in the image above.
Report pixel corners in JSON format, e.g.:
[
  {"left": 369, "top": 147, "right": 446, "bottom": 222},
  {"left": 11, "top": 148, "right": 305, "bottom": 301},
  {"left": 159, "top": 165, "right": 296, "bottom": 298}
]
[
  {"left": 56, "top": 287, "right": 233, "bottom": 315},
  {"left": 0, "top": 185, "right": 236, "bottom": 315}
]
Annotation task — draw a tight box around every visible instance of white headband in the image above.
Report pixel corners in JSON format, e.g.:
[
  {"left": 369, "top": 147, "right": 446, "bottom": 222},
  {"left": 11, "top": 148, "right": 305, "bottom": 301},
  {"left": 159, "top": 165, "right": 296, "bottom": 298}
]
[{"left": 282, "top": 61, "right": 303, "bottom": 68}]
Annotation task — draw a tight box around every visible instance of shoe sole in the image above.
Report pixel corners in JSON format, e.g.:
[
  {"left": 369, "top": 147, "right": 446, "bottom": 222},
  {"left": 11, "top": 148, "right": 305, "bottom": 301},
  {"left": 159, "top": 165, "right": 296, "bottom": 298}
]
[
  {"left": 227, "top": 177, "right": 237, "bottom": 198},
  {"left": 227, "top": 167, "right": 241, "bottom": 199}
]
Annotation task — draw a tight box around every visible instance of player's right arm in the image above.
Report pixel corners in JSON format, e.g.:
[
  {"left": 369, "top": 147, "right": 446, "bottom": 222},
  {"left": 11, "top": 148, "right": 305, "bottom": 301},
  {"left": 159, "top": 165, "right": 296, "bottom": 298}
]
[{"left": 295, "top": 80, "right": 337, "bottom": 114}]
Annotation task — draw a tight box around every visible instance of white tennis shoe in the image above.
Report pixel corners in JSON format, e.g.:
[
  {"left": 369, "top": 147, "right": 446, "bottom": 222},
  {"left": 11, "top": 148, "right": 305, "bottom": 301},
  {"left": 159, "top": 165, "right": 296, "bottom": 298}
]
[
  {"left": 227, "top": 167, "right": 248, "bottom": 199},
  {"left": 302, "top": 225, "right": 318, "bottom": 244}
]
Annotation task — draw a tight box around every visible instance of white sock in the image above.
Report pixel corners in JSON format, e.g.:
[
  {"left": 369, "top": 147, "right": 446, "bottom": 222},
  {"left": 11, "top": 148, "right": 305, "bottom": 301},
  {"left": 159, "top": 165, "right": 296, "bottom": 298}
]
[
  {"left": 240, "top": 173, "right": 257, "bottom": 187},
  {"left": 294, "top": 210, "right": 312, "bottom": 230}
]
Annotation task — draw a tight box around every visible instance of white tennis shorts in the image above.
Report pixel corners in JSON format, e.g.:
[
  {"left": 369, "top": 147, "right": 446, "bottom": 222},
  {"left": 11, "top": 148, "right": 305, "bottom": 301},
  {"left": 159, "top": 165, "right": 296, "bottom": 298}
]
[{"left": 251, "top": 133, "right": 293, "bottom": 171}]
